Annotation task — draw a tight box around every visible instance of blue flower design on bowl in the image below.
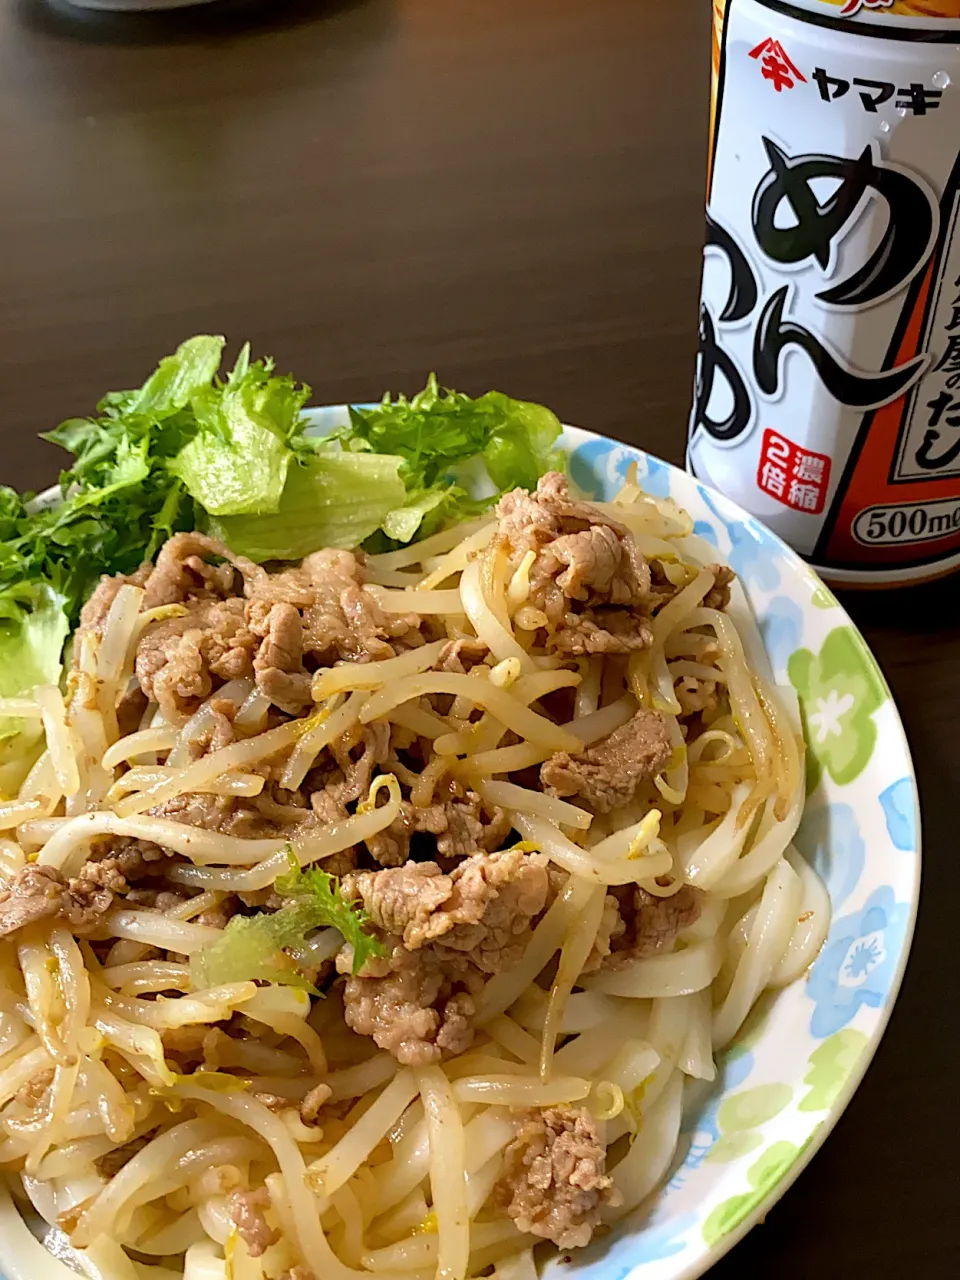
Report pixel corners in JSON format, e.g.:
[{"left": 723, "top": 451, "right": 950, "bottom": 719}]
[
  {"left": 794, "top": 802, "right": 865, "bottom": 912},
  {"left": 879, "top": 778, "right": 917, "bottom": 853},
  {"left": 693, "top": 519, "right": 720, "bottom": 548},
  {"left": 759, "top": 595, "right": 804, "bottom": 673},
  {"left": 569, "top": 438, "right": 674, "bottom": 503},
  {"left": 807, "top": 886, "right": 910, "bottom": 1039},
  {"left": 696, "top": 488, "right": 781, "bottom": 591},
  {"left": 620, "top": 1210, "right": 698, "bottom": 1267}
]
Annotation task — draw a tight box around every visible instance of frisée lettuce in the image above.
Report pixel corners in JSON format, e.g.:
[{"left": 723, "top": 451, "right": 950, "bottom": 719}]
[{"left": 0, "top": 336, "right": 566, "bottom": 740}]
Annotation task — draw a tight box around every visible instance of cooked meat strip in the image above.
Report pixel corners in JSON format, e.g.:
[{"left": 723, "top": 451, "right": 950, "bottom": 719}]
[
  {"left": 550, "top": 607, "right": 654, "bottom": 656},
  {"left": 339, "top": 850, "right": 548, "bottom": 1064},
  {"left": 704, "top": 564, "right": 735, "bottom": 611},
  {"left": 496, "top": 1105, "right": 619, "bottom": 1248},
  {"left": 604, "top": 883, "right": 702, "bottom": 968},
  {"left": 135, "top": 597, "right": 257, "bottom": 720},
  {"left": 363, "top": 799, "right": 448, "bottom": 867},
  {"left": 0, "top": 864, "right": 119, "bottom": 938},
  {"left": 540, "top": 709, "right": 673, "bottom": 813}
]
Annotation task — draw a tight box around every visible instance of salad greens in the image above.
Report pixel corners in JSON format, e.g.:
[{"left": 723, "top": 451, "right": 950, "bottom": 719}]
[
  {"left": 189, "top": 855, "right": 384, "bottom": 992},
  {"left": 0, "top": 335, "right": 564, "bottom": 781}
]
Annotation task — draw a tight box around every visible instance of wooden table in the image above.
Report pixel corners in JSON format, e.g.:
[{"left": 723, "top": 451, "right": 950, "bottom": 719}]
[{"left": 0, "top": 1, "right": 955, "bottom": 1275}]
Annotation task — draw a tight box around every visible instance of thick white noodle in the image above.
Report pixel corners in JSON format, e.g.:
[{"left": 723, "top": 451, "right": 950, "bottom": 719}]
[
  {"left": 539, "top": 884, "right": 607, "bottom": 1078},
  {"left": 418, "top": 1067, "right": 469, "bottom": 1280},
  {"left": 451, "top": 1076, "right": 590, "bottom": 1106},
  {"left": 679, "top": 784, "right": 752, "bottom": 889},
  {"left": 306, "top": 1070, "right": 418, "bottom": 1197},
  {"left": 770, "top": 847, "right": 831, "bottom": 987},
  {"left": 678, "top": 989, "right": 716, "bottom": 1081},
  {"left": 712, "top": 782, "right": 804, "bottom": 901},
  {"left": 33, "top": 686, "right": 80, "bottom": 798},
  {"left": 585, "top": 940, "right": 722, "bottom": 999},
  {"left": 604, "top": 1070, "right": 683, "bottom": 1220},
  {"left": 713, "top": 857, "right": 802, "bottom": 1049}
]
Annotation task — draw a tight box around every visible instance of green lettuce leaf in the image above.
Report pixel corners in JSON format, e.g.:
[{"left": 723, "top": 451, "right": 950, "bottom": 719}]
[
  {"left": 129, "top": 334, "right": 225, "bottom": 420},
  {"left": 337, "top": 374, "right": 564, "bottom": 544},
  {"left": 189, "top": 857, "right": 383, "bottom": 992},
  {"left": 274, "top": 859, "right": 384, "bottom": 975},
  {"left": 189, "top": 909, "right": 318, "bottom": 992},
  {"left": 209, "top": 449, "right": 407, "bottom": 561},
  {"left": 170, "top": 344, "right": 311, "bottom": 517},
  {"left": 0, "top": 582, "right": 70, "bottom": 794}
]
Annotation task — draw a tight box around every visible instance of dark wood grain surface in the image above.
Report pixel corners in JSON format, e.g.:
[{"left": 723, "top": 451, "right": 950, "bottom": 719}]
[{"left": 0, "top": 0, "right": 956, "bottom": 1274}]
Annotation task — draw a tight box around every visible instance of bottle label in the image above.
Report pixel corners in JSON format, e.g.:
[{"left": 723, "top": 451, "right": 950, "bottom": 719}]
[{"left": 692, "top": 0, "right": 960, "bottom": 582}]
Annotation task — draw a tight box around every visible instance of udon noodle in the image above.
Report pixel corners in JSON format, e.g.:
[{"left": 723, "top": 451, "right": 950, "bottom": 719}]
[{"left": 0, "top": 471, "right": 828, "bottom": 1280}]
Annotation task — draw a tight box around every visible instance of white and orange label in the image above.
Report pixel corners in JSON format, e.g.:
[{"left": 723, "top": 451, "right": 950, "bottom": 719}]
[{"left": 690, "top": 0, "right": 960, "bottom": 584}]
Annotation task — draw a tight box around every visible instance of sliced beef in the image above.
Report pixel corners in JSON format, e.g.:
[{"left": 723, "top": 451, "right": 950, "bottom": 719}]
[
  {"left": 435, "top": 790, "right": 512, "bottom": 861},
  {"left": 104, "top": 534, "right": 428, "bottom": 720},
  {"left": 245, "top": 547, "right": 422, "bottom": 666},
  {"left": 605, "top": 883, "right": 702, "bottom": 968},
  {"left": 330, "top": 722, "right": 391, "bottom": 805},
  {"left": 340, "top": 850, "right": 548, "bottom": 1064},
  {"left": 540, "top": 709, "right": 673, "bottom": 813},
  {"left": 550, "top": 606, "right": 654, "bottom": 656},
  {"left": 496, "top": 474, "right": 652, "bottom": 628},
  {"left": 135, "top": 597, "right": 257, "bottom": 720},
  {"left": 496, "top": 1105, "right": 619, "bottom": 1248},
  {"left": 141, "top": 532, "right": 246, "bottom": 609},
  {"left": 249, "top": 601, "right": 312, "bottom": 715},
  {"left": 0, "top": 864, "right": 122, "bottom": 939},
  {"left": 344, "top": 849, "right": 548, "bottom": 964},
  {"left": 340, "top": 945, "right": 477, "bottom": 1066},
  {"left": 363, "top": 799, "right": 448, "bottom": 868},
  {"left": 703, "top": 564, "right": 735, "bottom": 611}
]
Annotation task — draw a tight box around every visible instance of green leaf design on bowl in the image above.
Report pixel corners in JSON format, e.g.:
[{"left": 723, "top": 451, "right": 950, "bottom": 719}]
[
  {"left": 702, "top": 1141, "right": 803, "bottom": 1245},
  {"left": 799, "top": 1030, "right": 869, "bottom": 1113},
  {"left": 788, "top": 627, "right": 888, "bottom": 791}
]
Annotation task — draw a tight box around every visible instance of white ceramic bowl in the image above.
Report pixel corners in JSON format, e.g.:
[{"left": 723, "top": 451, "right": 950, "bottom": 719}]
[{"left": 11, "top": 414, "right": 921, "bottom": 1280}]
